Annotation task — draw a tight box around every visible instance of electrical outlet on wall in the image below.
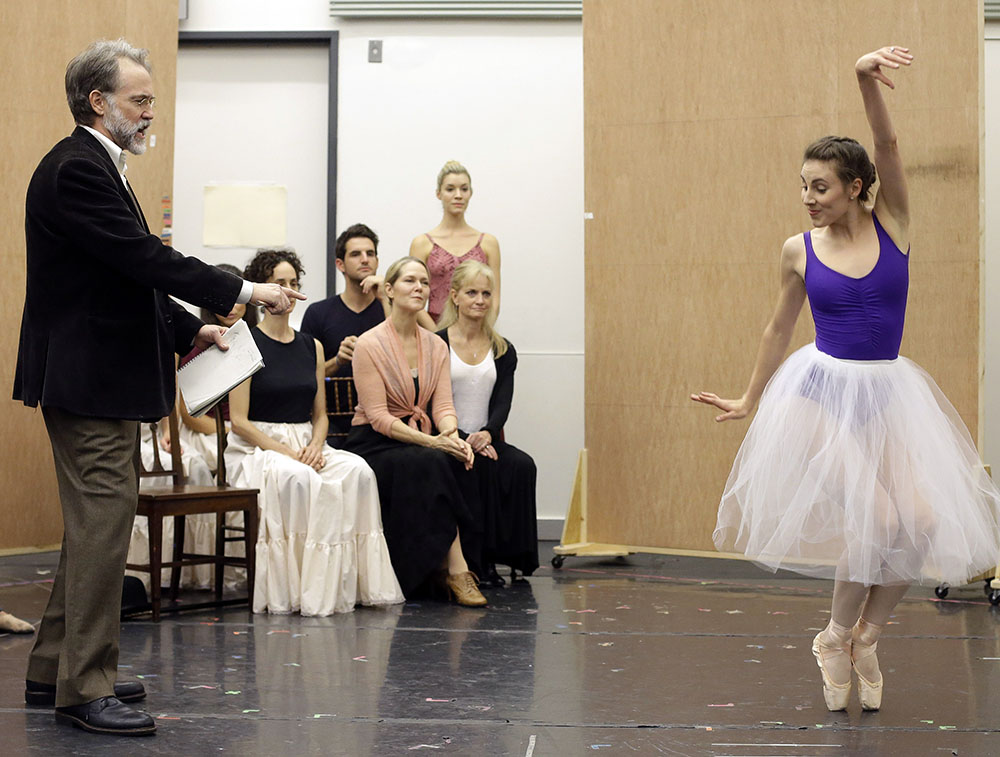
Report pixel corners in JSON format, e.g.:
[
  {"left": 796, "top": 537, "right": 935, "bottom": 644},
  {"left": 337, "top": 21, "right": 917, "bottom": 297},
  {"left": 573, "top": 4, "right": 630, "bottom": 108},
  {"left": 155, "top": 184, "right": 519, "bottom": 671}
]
[{"left": 368, "top": 40, "right": 382, "bottom": 63}]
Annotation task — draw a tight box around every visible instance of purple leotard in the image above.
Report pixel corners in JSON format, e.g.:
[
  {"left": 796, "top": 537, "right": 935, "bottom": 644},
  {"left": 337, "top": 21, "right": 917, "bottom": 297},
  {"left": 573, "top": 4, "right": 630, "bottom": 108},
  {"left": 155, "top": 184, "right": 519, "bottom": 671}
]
[{"left": 804, "top": 213, "right": 909, "bottom": 361}]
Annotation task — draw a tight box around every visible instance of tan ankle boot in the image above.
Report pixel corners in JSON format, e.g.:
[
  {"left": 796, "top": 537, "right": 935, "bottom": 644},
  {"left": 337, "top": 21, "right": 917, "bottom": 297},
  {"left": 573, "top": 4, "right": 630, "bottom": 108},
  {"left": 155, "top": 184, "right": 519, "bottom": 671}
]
[
  {"left": 812, "top": 621, "right": 853, "bottom": 711},
  {"left": 445, "top": 571, "right": 487, "bottom": 607},
  {"left": 852, "top": 618, "right": 884, "bottom": 710}
]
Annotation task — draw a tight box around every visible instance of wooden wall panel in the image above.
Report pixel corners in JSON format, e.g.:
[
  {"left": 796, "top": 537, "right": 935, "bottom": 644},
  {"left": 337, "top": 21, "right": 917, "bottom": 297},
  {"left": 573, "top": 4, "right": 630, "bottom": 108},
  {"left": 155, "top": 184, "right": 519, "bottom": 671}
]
[
  {"left": 584, "top": 0, "right": 983, "bottom": 551},
  {"left": 0, "top": 1, "right": 178, "bottom": 549}
]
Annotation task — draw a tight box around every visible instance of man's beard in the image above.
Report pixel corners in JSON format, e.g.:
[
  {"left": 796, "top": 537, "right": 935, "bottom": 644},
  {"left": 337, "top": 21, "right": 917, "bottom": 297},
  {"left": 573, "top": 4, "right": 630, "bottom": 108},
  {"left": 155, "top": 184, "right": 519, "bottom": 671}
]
[{"left": 103, "top": 97, "right": 150, "bottom": 155}]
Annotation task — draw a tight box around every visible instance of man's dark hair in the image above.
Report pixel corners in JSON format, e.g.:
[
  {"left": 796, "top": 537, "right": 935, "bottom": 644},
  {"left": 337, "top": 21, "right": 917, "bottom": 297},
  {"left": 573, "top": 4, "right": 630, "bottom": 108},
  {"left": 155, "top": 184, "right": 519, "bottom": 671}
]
[{"left": 334, "top": 223, "right": 379, "bottom": 262}]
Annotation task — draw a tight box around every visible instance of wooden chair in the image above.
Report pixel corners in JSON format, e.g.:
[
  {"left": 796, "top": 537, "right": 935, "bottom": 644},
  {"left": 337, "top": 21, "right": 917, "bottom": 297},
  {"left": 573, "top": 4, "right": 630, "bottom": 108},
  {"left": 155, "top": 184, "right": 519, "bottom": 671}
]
[
  {"left": 325, "top": 376, "right": 358, "bottom": 446},
  {"left": 126, "top": 401, "right": 258, "bottom": 621}
]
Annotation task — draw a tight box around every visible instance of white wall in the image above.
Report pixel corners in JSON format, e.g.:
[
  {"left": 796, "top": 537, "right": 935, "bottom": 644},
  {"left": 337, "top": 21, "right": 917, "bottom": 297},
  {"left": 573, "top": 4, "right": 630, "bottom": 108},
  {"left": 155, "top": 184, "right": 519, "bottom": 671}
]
[
  {"left": 173, "top": 44, "right": 329, "bottom": 330},
  {"left": 179, "top": 2, "right": 585, "bottom": 531}
]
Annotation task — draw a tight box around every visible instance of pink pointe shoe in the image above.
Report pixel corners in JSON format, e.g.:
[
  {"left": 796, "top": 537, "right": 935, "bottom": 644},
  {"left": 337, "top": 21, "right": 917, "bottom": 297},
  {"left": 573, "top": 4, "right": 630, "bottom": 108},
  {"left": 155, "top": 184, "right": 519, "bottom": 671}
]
[
  {"left": 851, "top": 618, "right": 884, "bottom": 711},
  {"left": 812, "top": 622, "right": 853, "bottom": 711}
]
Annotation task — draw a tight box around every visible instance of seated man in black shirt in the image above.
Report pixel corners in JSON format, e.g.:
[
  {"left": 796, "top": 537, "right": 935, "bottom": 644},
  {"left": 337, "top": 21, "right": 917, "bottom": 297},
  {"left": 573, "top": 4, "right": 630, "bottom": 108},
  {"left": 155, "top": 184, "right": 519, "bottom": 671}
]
[{"left": 300, "top": 223, "right": 388, "bottom": 446}]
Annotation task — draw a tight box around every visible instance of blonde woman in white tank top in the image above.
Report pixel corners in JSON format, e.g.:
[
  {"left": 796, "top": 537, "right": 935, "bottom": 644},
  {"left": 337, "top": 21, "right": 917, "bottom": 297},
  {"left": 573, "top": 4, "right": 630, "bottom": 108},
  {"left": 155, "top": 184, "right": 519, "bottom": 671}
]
[{"left": 437, "top": 261, "right": 539, "bottom": 583}]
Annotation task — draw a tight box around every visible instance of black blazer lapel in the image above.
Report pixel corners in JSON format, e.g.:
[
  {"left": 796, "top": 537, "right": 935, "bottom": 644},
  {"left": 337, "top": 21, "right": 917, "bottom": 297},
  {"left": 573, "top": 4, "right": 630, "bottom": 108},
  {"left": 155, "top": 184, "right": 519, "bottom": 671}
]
[
  {"left": 71, "top": 127, "right": 148, "bottom": 231},
  {"left": 125, "top": 179, "right": 150, "bottom": 232}
]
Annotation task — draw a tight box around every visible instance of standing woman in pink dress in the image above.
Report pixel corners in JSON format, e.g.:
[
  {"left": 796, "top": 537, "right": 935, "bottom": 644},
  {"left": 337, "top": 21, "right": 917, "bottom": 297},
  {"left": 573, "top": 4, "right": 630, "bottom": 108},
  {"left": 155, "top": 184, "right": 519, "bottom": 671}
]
[{"left": 409, "top": 161, "right": 502, "bottom": 324}]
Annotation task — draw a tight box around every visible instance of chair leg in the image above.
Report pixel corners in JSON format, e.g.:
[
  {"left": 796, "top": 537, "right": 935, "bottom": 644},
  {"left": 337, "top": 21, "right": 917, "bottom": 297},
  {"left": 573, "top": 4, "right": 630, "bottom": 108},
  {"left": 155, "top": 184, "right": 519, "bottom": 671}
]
[
  {"left": 244, "top": 505, "right": 258, "bottom": 612},
  {"left": 169, "top": 515, "right": 185, "bottom": 601},
  {"left": 215, "top": 512, "right": 225, "bottom": 601},
  {"left": 148, "top": 514, "right": 163, "bottom": 623}
]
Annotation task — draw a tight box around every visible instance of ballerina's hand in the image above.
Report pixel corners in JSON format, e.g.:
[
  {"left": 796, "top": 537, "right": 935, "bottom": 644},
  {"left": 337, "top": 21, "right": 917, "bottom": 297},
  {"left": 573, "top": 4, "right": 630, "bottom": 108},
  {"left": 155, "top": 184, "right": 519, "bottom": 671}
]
[
  {"left": 855, "top": 46, "right": 912, "bottom": 89},
  {"left": 689, "top": 391, "right": 750, "bottom": 422}
]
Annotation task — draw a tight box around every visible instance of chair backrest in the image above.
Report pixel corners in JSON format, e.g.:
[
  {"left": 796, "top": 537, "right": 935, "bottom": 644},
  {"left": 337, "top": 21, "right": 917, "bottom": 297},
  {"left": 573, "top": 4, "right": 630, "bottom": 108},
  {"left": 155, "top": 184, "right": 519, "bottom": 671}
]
[
  {"left": 212, "top": 404, "right": 230, "bottom": 487},
  {"left": 140, "top": 399, "right": 230, "bottom": 488},
  {"left": 139, "top": 405, "right": 185, "bottom": 487},
  {"left": 325, "top": 376, "right": 358, "bottom": 445}
]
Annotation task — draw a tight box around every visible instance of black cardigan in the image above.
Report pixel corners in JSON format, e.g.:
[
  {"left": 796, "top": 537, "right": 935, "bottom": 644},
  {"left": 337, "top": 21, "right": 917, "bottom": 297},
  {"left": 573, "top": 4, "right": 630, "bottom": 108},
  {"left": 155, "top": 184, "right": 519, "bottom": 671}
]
[
  {"left": 436, "top": 330, "right": 516, "bottom": 440},
  {"left": 14, "top": 127, "right": 242, "bottom": 420}
]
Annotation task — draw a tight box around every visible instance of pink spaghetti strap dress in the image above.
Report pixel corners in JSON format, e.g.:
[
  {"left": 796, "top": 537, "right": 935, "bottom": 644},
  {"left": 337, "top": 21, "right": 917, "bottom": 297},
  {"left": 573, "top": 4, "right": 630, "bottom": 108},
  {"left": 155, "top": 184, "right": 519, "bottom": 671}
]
[{"left": 425, "top": 233, "right": 488, "bottom": 322}]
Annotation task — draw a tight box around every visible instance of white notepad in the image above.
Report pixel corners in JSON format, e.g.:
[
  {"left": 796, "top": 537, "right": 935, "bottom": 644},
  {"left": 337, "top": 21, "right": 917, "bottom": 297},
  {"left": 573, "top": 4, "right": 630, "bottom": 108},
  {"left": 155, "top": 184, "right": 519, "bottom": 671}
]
[{"left": 177, "top": 319, "right": 264, "bottom": 417}]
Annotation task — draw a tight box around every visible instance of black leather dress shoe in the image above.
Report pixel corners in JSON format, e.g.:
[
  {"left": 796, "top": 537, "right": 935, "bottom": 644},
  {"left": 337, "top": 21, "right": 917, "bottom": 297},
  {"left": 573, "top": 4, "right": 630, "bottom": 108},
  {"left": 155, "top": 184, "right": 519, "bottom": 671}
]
[
  {"left": 25, "top": 679, "right": 146, "bottom": 706},
  {"left": 54, "top": 696, "right": 155, "bottom": 736}
]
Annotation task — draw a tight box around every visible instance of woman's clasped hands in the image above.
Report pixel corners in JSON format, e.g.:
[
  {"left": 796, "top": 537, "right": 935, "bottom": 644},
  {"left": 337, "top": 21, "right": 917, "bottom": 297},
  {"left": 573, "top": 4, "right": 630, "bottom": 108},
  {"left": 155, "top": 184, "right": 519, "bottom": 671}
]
[
  {"left": 466, "top": 430, "right": 497, "bottom": 460},
  {"left": 277, "top": 442, "right": 324, "bottom": 472},
  {"left": 430, "top": 431, "right": 475, "bottom": 470}
]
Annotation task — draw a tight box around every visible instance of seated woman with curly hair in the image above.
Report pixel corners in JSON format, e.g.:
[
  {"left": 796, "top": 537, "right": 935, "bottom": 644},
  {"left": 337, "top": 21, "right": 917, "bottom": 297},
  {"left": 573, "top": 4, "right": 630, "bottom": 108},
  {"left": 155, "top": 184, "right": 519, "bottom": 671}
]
[{"left": 226, "top": 248, "right": 403, "bottom": 616}]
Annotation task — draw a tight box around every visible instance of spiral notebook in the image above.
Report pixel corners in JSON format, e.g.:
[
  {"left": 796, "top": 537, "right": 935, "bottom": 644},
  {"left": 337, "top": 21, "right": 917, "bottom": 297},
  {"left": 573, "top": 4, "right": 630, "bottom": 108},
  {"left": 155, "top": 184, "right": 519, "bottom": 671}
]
[{"left": 177, "top": 319, "right": 264, "bottom": 417}]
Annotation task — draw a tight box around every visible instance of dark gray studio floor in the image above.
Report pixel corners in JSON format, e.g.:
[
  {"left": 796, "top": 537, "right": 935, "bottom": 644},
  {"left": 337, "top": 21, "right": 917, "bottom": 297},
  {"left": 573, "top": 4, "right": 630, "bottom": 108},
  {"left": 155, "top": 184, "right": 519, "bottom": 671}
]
[{"left": 1, "top": 542, "right": 999, "bottom": 756}]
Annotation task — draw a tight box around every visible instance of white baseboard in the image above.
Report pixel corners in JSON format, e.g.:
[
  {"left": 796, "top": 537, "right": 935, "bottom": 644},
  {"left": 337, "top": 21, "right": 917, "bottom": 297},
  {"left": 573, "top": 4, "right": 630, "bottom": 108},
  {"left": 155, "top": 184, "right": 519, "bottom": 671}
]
[{"left": 537, "top": 518, "right": 564, "bottom": 541}]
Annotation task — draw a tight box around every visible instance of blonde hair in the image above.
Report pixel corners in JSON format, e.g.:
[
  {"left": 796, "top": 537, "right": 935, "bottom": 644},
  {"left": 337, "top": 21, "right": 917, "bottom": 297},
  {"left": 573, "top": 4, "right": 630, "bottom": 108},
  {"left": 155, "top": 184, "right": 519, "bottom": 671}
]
[
  {"left": 436, "top": 260, "right": 507, "bottom": 358},
  {"left": 436, "top": 160, "right": 472, "bottom": 192},
  {"left": 383, "top": 256, "right": 430, "bottom": 306}
]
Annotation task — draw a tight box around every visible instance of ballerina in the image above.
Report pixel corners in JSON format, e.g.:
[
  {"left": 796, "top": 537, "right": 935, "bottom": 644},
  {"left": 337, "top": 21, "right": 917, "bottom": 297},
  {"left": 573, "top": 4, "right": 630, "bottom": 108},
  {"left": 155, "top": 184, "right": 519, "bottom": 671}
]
[{"left": 692, "top": 46, "right": 1000, "bottom": 711}]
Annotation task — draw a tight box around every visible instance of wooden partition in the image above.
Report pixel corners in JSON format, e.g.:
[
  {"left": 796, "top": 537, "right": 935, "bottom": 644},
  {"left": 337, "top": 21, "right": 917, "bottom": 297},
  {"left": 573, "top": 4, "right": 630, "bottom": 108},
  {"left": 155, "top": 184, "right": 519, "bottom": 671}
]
[
  {"left": 581, "top": 1, "right": 983, "bottom": 553},
  {"left": 0, "top": 1, "right": 179, "bottom": 549}
]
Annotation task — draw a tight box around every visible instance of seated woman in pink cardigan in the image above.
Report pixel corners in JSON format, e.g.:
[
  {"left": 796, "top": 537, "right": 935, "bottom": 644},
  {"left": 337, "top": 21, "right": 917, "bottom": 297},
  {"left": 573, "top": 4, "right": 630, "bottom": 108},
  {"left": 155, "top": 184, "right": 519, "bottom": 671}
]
[{"left": 344, "top": 256, "right": 487, "bottom": 607}]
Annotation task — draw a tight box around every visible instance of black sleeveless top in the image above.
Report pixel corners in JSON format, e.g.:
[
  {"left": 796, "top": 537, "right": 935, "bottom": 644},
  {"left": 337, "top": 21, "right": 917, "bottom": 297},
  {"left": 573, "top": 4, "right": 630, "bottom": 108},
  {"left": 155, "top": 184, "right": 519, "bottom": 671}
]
[{"left": 248, "top": 328, "right": 317, "bottom": 423}]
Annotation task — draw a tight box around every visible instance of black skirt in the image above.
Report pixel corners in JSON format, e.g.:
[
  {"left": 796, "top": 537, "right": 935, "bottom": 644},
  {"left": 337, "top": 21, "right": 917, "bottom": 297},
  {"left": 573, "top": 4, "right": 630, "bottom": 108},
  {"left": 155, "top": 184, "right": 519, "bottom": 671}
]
[
  {"left": 344, "top": 424, "right": 483, "bottom": 597},
  {"left": 474, "top": 440, "right": 539, "bottom": 575}
]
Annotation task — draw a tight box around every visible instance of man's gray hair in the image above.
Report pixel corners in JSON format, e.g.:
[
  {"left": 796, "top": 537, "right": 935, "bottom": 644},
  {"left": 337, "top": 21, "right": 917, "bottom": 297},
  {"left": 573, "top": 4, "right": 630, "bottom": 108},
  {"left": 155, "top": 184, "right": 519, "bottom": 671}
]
[{"left": 65, "top": 39, "right": 150, "bottom": 125}]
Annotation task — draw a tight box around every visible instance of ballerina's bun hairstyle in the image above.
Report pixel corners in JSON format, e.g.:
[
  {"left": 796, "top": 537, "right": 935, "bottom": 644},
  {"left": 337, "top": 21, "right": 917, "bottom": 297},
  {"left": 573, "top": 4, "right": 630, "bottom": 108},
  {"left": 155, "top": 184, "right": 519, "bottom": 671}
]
[
  {"left": 803, "top": 136, "right": 877, "bottom": 203},
  {"left": 436, "top": 160, "right": 471, "bottom": 192}
]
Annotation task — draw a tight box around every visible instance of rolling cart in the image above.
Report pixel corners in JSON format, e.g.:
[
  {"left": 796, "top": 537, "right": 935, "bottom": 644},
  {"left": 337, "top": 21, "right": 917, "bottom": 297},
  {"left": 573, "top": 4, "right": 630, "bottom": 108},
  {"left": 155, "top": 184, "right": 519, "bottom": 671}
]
[
  {"left": 551, "top": 450, "right": 632, "bottom": 569},
  {"left": 934, "top": 569, "right": 1000, "bottom": 605}
]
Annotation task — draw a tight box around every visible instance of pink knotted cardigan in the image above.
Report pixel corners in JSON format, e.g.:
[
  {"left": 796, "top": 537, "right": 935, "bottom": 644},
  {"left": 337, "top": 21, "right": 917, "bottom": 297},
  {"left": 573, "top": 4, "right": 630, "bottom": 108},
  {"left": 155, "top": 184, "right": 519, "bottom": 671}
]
[{"left": 351, "top": 319, "right": 456, "bottom": 436}]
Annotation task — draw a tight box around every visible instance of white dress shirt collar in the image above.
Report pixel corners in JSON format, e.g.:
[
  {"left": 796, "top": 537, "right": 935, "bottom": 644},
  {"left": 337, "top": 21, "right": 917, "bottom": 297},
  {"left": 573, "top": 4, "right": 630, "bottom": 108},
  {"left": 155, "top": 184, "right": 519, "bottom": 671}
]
[{"left": 80, "top": 125, "right": 128, "bottom": 182}]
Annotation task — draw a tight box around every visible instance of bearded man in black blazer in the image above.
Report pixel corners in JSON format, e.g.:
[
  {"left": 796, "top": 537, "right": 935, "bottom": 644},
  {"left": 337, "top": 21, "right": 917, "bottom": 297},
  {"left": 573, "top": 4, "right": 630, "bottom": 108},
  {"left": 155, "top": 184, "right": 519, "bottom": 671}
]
[{"left": 13, "top": 39, "right": 302, "bottom": 737}]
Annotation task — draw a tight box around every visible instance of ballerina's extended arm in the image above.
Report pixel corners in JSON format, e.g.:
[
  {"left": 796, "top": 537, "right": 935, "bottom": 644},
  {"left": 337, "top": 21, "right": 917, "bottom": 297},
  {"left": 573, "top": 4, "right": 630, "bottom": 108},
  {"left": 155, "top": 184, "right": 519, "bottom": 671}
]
[
  {"left": 856, "top": 45, "right": 913, "bottom": 237},
  {"left": 691, "top": 237, "right": 807, "bottom": 422}
]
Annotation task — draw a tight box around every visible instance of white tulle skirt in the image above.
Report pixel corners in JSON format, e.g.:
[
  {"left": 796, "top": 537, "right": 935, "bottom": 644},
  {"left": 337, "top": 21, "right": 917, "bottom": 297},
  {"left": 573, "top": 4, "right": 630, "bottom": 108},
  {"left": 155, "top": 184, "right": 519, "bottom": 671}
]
[
  {"left": 715, "top": 343, "right": 1000, "bottom": 586},
  {"left": 225, "top": 422, "right": 404, "bottom": 616}
]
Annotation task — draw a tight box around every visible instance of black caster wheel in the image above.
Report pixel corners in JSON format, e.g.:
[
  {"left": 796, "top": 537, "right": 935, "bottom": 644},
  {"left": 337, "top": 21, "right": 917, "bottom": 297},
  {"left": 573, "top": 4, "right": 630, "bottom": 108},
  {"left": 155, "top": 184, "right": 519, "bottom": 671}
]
[
  {"left": 990, "top": 589, "right": 1000, "bottom": 607},
  {"left": 551, "top": 555, "right": 565, "bottom": 569},
  {"left": 986, "top": 580, "right": 994, "bottom": 597},
  {"left": 934, "top": 584, "right": 949, "bottom": 599}
]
